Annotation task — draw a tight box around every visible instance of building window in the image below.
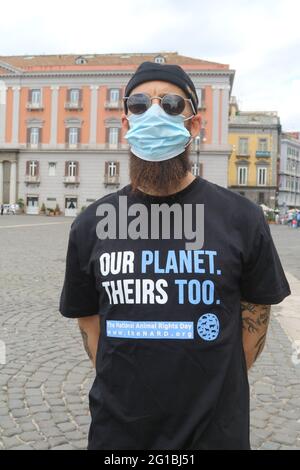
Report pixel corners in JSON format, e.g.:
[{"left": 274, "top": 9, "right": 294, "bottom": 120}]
[
  {"left": 48, "top": 162, "right": 56, "bottom": 176},
  {"left": 29, "top": 160, "right": 38, "bottom": 177},
  {"left": 70, "top": 89, "right": 80, "bottom": 104},
  {"left": 257, "top": 167, "right": 267, "bottom": 186},
  {"left": 67, "top": 161, "right": 77, "bottom": 177},
  {"left": 154, "top": 55, "right": 165, "bottom": 64},
  {"left": 109, "top": 128, "right": 119, "bottom": 146},
  {"left": 291, "top": 179, "right": 294, "bottom": 191},
  {"left": 258, "top": 138, "right": 268, "bottom": 152},
  {"left": 108, "top": 161, "right": 117, "bottom": 177},
  {"left": 30, "top": 128, "right": 40, "bottom": 145},
  {"left": 258, "top": 192, "right": 265, "bottom": 204},
  {"left": 104, "top": 161, "right": 120, "bottom": 186},
  {"left": 75, "top": 56, "right": 87, "bottom": 65},
  {"left": 237, "top": 166, "right": 248, "bottom": 185},
  {"left": 69, "top": 127, "right": 79, "bottom": 145},
  {"left": 191, "top": 163, "right": 199, "bottom": 176},
  {"left": 238, "top": 138, "right": 248, "bottom": 155},
  {"left": 109, "top": 89, "right": 119, "bottom": 103},
  {"left": 27, "top": 196, "right": 39, "bottom": 207},
  {"left": 31, "top": 89, "right": 41, "bottom": 104},
  {"left": 191, "top": 162, "right": 203, "bottom": 176}
]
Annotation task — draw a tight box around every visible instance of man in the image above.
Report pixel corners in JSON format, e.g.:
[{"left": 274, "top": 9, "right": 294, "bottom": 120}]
[{"left": 59, "top": 61, "right": 291, "bottom": 450}]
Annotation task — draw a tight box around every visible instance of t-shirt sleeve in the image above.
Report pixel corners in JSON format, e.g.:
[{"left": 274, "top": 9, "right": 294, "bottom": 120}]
[
  {"left": 240, "top": 209, "right": 291, "bottom": 304},
  {"left": 59, "top": 222, "right": 99, "bottom": 318}
]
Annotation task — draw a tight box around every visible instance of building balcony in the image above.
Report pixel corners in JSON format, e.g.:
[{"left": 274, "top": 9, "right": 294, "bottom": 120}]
[
  {"left": 256, "top": 151, "right": 271, "bottom": 158},
  {"left": 104, "top": 174, "right": 120, "bottom": 186},
  {"left": 65, "top": 102, "right": 83, "bottom": 110},
  {"left": 236, "top": 153, "right": 250, "bottom": 158},
  {"left": 105, "top": 101, "right": 123, "bottom": 110},
  {"left": 63, "top": 176, "right": 80, "bottom": 185},
  {"left": 26, "top": 143, "right": 41, "bottom": 150},
  {"left": 65, "top": 143, "right": 81, "bottom": 150},
  {"left": 26, "top": 102, "right": 44, "bottom": 111},
  {"left": 106, "top": 143, "right": 121, "bottom": 151},
  {"left": 24, "top": 175, "right": 40, "bottom": 184}
]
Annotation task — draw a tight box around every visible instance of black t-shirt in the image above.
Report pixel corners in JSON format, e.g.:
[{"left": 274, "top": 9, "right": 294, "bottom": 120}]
[{"left": 59, "top": 176, "right": 291, "bottom": 450}]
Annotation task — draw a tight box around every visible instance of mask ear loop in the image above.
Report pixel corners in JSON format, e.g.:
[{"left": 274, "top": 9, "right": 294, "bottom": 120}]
[{"left": 181, "top": 113, "right": 196, "bottom": 149}]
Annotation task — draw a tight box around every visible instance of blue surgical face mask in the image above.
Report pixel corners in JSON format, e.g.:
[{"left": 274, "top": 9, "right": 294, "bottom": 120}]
[{"left": 124, "top": 103, "right": 194, "bottom": 162}]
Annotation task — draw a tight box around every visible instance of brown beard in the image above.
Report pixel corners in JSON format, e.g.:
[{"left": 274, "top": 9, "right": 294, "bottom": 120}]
[{"left": 129, "top": 147, "right": 192, "bottom": 195}]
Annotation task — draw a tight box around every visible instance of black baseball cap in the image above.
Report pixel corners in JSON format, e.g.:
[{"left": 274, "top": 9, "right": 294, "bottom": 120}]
[{"left": 124, "top": 61, "right": 198, "bottom": 114}]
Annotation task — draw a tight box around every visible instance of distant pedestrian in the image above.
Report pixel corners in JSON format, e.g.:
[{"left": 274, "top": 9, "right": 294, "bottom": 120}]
[
  {"left": 0, "top": 204, "right": 3, "bottom": 215},
  {"left": 297, "top": 211, "right": 300, "bottom": 228}
]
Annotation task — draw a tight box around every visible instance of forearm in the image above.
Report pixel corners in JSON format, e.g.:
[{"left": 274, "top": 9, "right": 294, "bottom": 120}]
[
  {"left": 240, "top": 300, "right": 271, "bottom": 370},
  {"left": 78, "top": 315, "right": 101, "bottom": 368}
]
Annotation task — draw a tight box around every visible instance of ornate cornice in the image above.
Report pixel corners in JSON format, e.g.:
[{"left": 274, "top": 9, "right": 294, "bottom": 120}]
[{"left": 0, "top": 69, "right": 235, "bottom": 79}]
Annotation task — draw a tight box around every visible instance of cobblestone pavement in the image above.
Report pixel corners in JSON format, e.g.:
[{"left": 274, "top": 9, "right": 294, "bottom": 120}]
[{"left": 0, "top": 215, "right": 299, "bottom": 450}]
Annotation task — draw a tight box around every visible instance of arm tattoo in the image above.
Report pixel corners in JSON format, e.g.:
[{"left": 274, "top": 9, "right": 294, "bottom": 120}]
[
  {"left": 240, "top": 301, "right": 271, "bottom": 363},
  {"left": 79, "top": 327, "right": 93, "bottom": 361},
  {"left": 254, "top": 332, "right": 267, "bottom": 361},
  {"left": 240, "top": 302, "right": 271, "bottom": 332}
]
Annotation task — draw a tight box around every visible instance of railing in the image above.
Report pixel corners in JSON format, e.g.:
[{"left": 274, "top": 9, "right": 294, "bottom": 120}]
[
  {"left": 63, "top": 176, "right": 80, "bottom": 184},
  {"left": 256, "top": 151, "right": 271, "bottom": 158},
  {"left": 65, "top": 102, "right": 83, "bottom": 110},
  {"left": 104, "top": 174, "right": 120, "bottom": 185},
  {"left": 24, "top": 175, "right": 40, "bottom": 183},
  {"left": 104, "top": 101, "right": 123, "bottom": 110},
  {"left": 236, "top": 153, "right": 250, "bottom": 158},
  {"left": 26, "top": 102, "right": 44, "bottom": 110}
]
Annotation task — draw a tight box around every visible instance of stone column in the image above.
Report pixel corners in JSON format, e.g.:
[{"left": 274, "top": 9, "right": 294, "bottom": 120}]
[
  {"left": 212, "top": 86, "right": 220, "bottom": 145},
  {"left": 50, "top": 86, "right": 59, "bottom": 146},
  {"left": 89, "top": 85, "right": 99, "bottom": 146},
  {"left": 221, "top": 85, "right": 230, "bottom": 145},
  {"left": 9, "top": 161, "right": 17, "bottom": 205},
  {"left": 0, "top": 81, "right": 6, "bottom": 144},
  {"left": 0, "top": 161, "right": 3, "bottom": 204},
  {"left": 12, "top": 86, "right": 21, "bottom": 145}
]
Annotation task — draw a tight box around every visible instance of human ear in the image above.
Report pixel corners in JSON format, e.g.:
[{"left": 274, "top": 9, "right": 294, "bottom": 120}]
[
  {"left": 121, "top": 113, "right": 129, "bottom": 133},
  {"left": 190, "top": 114, "right": 202, "bottom": 138}
]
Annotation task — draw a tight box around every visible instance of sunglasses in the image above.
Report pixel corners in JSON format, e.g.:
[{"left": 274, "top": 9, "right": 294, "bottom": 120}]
[{"left": 123, "top": 93, "right": 196, "bottom": 116}]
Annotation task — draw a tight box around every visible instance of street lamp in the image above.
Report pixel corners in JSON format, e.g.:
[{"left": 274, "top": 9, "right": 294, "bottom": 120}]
[{"left": 195, "top": 135, "right": 200, "bottom": 176}]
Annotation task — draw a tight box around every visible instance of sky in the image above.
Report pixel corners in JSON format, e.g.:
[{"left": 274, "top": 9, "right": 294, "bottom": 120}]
[{"left": 1, "top": 0, "right": 299, "bottom": 130}]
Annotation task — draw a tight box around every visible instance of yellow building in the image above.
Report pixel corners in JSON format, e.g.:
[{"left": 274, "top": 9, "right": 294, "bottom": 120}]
[{"left": 228, "top": 97, "right": 280, "bottom": 209}]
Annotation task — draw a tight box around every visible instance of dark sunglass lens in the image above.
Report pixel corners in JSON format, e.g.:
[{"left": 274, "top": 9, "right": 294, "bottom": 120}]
[
  {"left": 162, "top": 95, "right": 185, "bottom": 115},
  {"left": 127, "top": 94, "right": 149, "bottom": 114}
]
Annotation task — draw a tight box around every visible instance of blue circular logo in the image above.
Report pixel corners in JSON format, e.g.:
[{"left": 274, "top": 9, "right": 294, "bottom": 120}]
[{"left": 197, "top": 314, "right": 220, "bottom": 341}]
